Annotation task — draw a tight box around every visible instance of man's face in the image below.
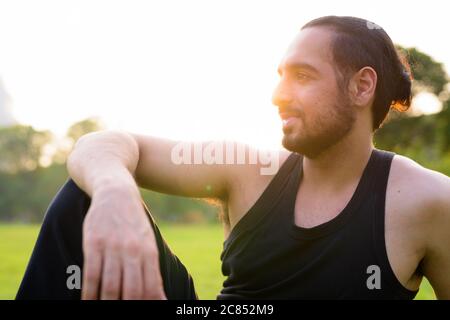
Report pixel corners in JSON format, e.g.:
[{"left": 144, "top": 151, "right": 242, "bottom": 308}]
[{"left": 273, "top": 27, "right": 356, "bottom": 158}]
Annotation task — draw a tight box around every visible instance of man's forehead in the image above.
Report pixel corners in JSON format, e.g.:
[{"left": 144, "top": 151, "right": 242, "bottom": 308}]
[{"left": 278, "top": 27, "right": 334, "bottom": 71}]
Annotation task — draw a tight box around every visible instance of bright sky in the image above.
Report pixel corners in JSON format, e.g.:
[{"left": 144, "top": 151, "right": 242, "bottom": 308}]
[{"left": 0, "top": 0, "right": 448, "bottom": 149}]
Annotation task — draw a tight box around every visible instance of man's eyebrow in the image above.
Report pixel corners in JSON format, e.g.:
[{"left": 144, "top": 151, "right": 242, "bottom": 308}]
[{"left": 277, "top": 62, "right": 320, "bottom": 75}]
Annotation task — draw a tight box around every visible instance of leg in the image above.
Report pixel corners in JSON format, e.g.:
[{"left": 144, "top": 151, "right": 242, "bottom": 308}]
[{"left": 16, "top": 179, "right": 198, "bottom": 300}]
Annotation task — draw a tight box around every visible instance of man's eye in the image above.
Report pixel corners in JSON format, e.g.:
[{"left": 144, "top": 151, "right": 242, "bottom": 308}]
[{"left": 296, "top": 73, "right": 310, "bottom": 81}]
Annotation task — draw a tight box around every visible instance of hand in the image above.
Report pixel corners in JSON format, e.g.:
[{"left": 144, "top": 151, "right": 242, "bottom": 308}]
[{"left": 81, "top": 185, "right": 167, "bottom": 300}]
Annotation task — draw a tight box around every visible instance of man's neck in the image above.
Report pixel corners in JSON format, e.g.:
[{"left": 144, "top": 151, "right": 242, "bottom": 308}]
[{"left": 301, "top": 128, "right": 374, "bottom": 192}]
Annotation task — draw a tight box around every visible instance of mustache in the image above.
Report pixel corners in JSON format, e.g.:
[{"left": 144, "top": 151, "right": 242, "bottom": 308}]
[{"left": 278, "top": 107, "right": 304, "bottom": 118}]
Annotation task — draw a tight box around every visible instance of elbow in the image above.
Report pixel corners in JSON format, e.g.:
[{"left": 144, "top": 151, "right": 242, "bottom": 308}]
[
  {"left": 66, "top": 131, "right": 102, "bottom": 178},
  {"left": 67, "top": 130, "right": 140, "bottom": 176}
]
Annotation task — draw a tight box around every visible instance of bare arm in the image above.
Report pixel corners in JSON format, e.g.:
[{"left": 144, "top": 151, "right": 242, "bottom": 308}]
[
  {"left": 67, "top": 130, "right": 237, "bottom": 300},
  {"left": 421, "top": 171, "right": 450, "bottom": 299},
  {"left": 68, "top": 131, "right": 230, "bottom": 200},
  {"left": 133, "top": 134, "right": 230, "bottom": 199},
  {"left": 67, "top": 130, "right": 141, "bottom": 198}
]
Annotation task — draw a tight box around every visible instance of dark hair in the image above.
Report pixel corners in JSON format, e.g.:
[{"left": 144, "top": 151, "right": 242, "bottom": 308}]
[{"left": 301, "top": 16, "right": 412, "bottom": 131}]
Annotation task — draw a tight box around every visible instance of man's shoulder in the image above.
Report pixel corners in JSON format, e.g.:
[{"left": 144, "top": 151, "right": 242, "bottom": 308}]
[
  {"left": 388, "top": 153, "right": 450, "bottom": 226},
  {"left": 390, "top": 154, "right": 450, "bottom": 204},
  {"left": 388, "top": 154, "right": 450, "bottom": 298}
]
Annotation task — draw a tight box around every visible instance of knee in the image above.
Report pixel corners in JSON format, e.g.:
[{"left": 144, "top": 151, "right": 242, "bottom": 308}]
[{"left": 43, "top": 179, "right": 91, "bottom": 232}]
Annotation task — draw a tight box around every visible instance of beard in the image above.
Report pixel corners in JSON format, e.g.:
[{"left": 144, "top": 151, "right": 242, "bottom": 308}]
[{"left": 282, "top": 98, "right": 356, "bottom": 158}]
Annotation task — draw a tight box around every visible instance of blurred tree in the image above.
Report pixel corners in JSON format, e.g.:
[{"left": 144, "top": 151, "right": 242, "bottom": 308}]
[
  {"left": 66, "top": 117, "right": 104, "bottom": 144},
  {"left": 50, "top": 117, "right": 105, "bottom": 165},
  {"left": 0, "top": 164, "right": 69, "bottom": 222},
  {"left": 0, "top": 125, "right": 52, "bottom": 174},
  {"left": 398, "top": 46, "right": 449, "bottom": 98},
  {"left": 375, "top": 45, "right": 449, "bottom": 173}
]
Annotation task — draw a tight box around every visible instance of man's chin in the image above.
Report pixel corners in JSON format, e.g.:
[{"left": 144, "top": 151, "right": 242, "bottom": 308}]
[
  {"left": 282, "top": 134, "right": 326, "bottom": 159},
  {"left": 282, "top": 134, "right": 306, "bottom": 154}
]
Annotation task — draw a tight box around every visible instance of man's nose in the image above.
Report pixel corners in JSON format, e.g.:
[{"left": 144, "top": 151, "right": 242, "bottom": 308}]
[{"left": 272, "top": 82, "right": 293, "bottom": 108}]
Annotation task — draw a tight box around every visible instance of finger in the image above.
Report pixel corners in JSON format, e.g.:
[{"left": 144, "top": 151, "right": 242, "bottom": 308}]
[
  {"left": 122, "top": 256, "right": 143, "bottom": 300},
  {"left": 81, "top": 246, "right": 102, "bottom": 300},
  {"left": 100, "top": 251, "right": 122, "bottom": 300},
  {"left": 143, "top": 253, "right": 167, "bottom": 300}
]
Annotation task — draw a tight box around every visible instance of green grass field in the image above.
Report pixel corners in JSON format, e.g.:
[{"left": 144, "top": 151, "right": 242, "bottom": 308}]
[{"left": 0, "top": 224, "right": 436, "bottom": 300}]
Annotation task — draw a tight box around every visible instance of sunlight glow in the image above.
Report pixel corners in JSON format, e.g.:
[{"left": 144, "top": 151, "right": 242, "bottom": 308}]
[{"left": 0, "top": 0, "right": 448, "bottom": 150}]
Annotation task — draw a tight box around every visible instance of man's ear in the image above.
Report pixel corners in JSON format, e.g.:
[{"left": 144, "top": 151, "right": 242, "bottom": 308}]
[{"left": 347, "top": 67, "right": 377, "bottom": 108}]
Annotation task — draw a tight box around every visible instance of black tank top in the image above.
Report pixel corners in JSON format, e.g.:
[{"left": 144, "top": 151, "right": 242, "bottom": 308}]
[{"left": 217, "top": 148, "right": 418, "bottom": 300}]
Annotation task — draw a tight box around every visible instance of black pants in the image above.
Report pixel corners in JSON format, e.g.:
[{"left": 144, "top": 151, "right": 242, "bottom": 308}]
[{"left": 16, "top": 179, "right": 198, "bottom": 300}]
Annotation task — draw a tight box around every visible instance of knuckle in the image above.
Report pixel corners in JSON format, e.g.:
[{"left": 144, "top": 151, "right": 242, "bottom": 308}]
[
  {"left": 109, "top": 238, "right": 121, "bottom": 252},
  {"left": 124, "top": 239, "right": 142, "bottom": 256},
  {"left": 144, "top": 245, "right": 159, "bottom": 259},
  {"left": 86, "top": 234, "right": 105, "bottom": 249},
  {"left": 149, "top": 244, "right": 159, "bottom": 255}
]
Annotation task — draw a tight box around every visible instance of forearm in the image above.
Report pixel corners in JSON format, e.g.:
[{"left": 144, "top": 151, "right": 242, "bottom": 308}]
[{"left": 67, "top": 130, "right": 140, "bottom": 198}]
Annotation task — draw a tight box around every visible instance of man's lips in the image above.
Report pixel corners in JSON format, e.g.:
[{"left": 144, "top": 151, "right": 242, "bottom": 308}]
[
  {"left": 279, "top": 112, "right": 300, "bottom": 129},
  {"left": 279, "top": 111, "right": 301, "bottom": 120},
  {"left": 281, "top": 118, "right": 297, "bottom": 131}
]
